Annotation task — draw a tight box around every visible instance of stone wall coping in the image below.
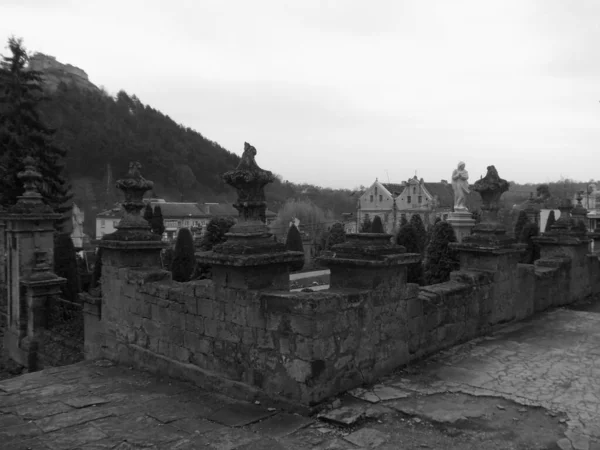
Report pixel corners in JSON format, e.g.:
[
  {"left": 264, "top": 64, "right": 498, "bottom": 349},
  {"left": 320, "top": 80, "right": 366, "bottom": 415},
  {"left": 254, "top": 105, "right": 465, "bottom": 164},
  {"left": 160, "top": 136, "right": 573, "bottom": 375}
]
[
  {"left": 20, "top": 276, "right": 66, "bottom": 290},
  {"left": 318, "top": 252, "right": 421, "bottom": 267},
  {"left": 196, "top": 250, "right": 304, "bottom": 267},
  {"left": 451, "top": 243, "right": 524, "bottom": 255},
  {"left": 99, "top": 240, "right": 168, "bottom": 250},
  {"left": 534, "top": 256, "right": 571, "bottom": 269},
  {"left": 449, "top": 269, "right": 495, "bottom": 285},
  {"left": 0, "top": 213, "right": 61, "bottom": 221},
  {"left": 533, "top": 235, "right": 590, "bottom": 246}
]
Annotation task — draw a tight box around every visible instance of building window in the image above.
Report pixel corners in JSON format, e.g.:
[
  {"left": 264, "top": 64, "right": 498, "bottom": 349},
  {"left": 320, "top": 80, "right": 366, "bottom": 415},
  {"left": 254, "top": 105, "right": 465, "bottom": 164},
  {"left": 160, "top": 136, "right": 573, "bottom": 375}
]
[
  {"left": 407, "top": 196, "right": 412, "bottom": 204},
  {"left": 413, "top": 187, "right": 416, "bottom": 194},
  {"left": 370, "top": 195, "right": 373, "bottom": 202},
  {"left": 418, "top": 196, "right": 422, "bottom": 204},
  {"left": 100, "top": 220, "right": 105, "bottom": 228},
  {"left": 379, "top": 195, "right": 382, "bottom": 202},
  {"left": 375, "top": 187, "right": 378, "bottom": 196}
]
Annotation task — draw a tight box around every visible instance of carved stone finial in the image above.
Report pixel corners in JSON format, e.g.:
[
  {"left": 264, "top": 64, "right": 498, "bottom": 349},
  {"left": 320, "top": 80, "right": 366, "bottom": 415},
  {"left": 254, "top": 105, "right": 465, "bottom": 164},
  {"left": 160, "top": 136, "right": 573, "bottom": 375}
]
[
  {"left": 223, "top": 142, "right": 275, "bottom": 225},
  {"left": 472, "top": 165, "right": 509, "bottom": 213},
  {"left": 5, "top": 157, "right": 55, "bottom": 215},
  {"left": 104, "top": 161, "right": 160, "bottom": 242}
]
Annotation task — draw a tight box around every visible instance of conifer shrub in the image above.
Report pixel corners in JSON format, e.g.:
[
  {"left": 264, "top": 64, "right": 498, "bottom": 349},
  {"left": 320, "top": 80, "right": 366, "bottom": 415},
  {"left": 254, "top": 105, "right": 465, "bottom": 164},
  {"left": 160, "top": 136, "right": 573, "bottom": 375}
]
[
  {"left": 520, "top": 222, "right": 541, "bottom": 264},
  {"left": 396, "top": 224, "right": 423, "bottom": 285},
  {"left": 327, "top": 222, "right": 346, "bottom": 249},
  {"left": 409, "top": 214, "right": 427, "bottom": 254},
  {"left": 285, "top": 224, "right": 304, "bottom": 272},
  {"left": 151, "top": 205, "right": 165, "bottom": 236},
  {"left": 371, "top": 216, "right": 384, "bottom": 233},
  {"left": 400, "top": 215, "right": 408, "bottom": 227},
  {"left": 513, "top": 210, "right": 529, "bottom": 242},
  {"left": 143, "top": 203, "right": 153, "bottom": 224},
  {"left": 545, "top": 210, "right": 556, "bottom": 232},
  {"left": 54, "top": 233, "right": 81, "bottom": 302},
  {"left": 360, "top": 216, "right": 372, "bottom": 233},
  {"left": 199, "top": 217, "right": 235, "bottom": 251},
  {"left": 171, "top": 228, "right": 195, "bottom": 282},
  {"left": 423, "top": 221, "right": 459, "bottom": 285}
]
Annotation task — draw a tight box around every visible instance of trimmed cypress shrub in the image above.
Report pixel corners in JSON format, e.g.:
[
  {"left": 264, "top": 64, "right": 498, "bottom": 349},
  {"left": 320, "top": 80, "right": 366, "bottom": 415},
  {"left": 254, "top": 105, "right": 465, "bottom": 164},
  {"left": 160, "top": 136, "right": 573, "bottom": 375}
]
[
  {"left": 171, "top": 228, "right": 195, "bottom": 282},
  {"left": 327, "top": 222, "right": 346, "bottom": 249},
  {"left": 151, "top": 205, "right": 165, "bottom": 236},
  {"left": 199, "top": 217, "right": 235, "bottom": 251},
  {"left": 545, "top": 210, "right": 556, "bottom": 232},
  {"left": 520, "top": 222, "right": 541, "bottom": 264},
  {"left": 396, "top": 224, "right": 423, "bottom": 285},
  {"left": 143, "top": 203, "right": 153, "bottom": 225},
  {"left": 514, "top": 210, "right": 529, "bottom": 242},
  {"left": 409, "top": 214, "right": 427, "bottom": 254},
  {"left": 54, "top": 233, "right": 81, "bottom": 302},
  {"left": 371, "top": 216, "right": 384, "bottom": 233},
  {"left": 360, "top": 216, "right": 372, "bottom": 233},
  {"left": 400, "top": 215, "right": 408, "bottom": 227},
  {"left": 285, "top": 224, "right": 304, "bottom": 272},
  {"left": 423, "top": 221, "right": 459, "bottom": 285}
]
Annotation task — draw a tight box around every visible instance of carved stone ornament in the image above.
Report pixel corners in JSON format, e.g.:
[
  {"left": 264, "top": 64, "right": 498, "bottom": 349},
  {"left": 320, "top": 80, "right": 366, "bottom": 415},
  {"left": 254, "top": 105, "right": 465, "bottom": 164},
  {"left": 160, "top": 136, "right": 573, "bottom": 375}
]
[{"left": 6, "top": 156, "right": 55, "bottom": 215}]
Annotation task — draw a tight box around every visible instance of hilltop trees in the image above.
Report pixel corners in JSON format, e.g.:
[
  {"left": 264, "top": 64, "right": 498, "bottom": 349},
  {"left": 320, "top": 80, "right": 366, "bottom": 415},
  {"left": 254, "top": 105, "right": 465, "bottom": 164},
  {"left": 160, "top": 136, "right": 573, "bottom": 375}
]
[
  {"left": 423, "top": 221, "right": 459, "bottom": 285},
  {"left": 269, "top": 199, "right": 333, "bottom": 245},
  {"left": 171, "top": 228, "right": 195, "bottom": 282},
  {"left": 0, "top": 37, "right": 72, "bottom": 223}
]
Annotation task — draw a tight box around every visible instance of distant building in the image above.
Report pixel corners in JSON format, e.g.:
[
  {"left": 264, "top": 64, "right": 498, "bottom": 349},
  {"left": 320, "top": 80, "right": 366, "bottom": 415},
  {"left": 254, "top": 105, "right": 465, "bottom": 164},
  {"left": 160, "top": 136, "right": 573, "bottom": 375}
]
[
  {"left": 572, "top": 184, "right": 600, "bottom": 232},
  {"left": 71, "top": 203, "right": 86, "bottom": 249},
  {"left": 95, "top": 200, "right": 277, "bottom": 241},
  {"left": 356, "top": 177, "right": 455, "bottom": 234}
]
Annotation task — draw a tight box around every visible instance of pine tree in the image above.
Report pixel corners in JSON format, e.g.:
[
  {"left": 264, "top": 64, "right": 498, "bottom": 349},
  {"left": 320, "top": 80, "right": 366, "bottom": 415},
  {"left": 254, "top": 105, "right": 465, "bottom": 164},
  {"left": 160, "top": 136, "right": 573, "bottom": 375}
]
[
  {"left": 143, "top": 203, "right": 153, "bottom": 224},
  {"left": 520, "top": 222, "right": 541, "bottom": 264},
  {"left": 53, "top": 233, "right": 80, "bottom": 302},
  {"left": 0, "top": 37, "right": 72, "bottom": 225},
  {"left": 545, "top": 210, "right": 556, "bottom": 233},
  {"left": 360, "top": 215, "right": 372, "bottom": 233},
  {"left": 171, "top": 228, "right": 195, "bottom": 282},
  {"left": 371, "top": 216, "right": 384, "bottom": 233},
  {"left": 423, "top": 221, "right": 459, "bottom": 285},
  {"left": 513, "top": 210, "right": 529, "bottom": 242},
  {"left": 409, "top": 214, "right": 427, "bottom": 254},
  {"left": 396, "top": 224, "right": 423, "bottom": 285},
  {"left": 151, "top": 205, "right": 165, "bottom": 236},
  {"left": 327, "top": 222, "right": 346, "bottom": 249},
  {"left": 199, "top": 217, "right": 235, "bottom": 251},
  {"left": 285, "top": 224, "right": 304, "bottom": 272}
]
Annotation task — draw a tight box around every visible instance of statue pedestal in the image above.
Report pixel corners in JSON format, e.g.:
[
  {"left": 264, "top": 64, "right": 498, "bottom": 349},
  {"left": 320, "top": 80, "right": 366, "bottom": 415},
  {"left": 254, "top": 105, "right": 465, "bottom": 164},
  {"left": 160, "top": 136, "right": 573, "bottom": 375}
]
[{"left": 447, "top": 210, "right": 475, "bottom": 243}]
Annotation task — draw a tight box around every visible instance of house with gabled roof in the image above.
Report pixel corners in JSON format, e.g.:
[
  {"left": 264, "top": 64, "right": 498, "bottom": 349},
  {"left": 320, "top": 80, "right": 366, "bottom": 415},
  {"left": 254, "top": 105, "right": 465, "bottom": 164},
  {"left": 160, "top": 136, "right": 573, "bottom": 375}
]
[{"left": 357, "top": 176, "right": 455, "bottom": 235}]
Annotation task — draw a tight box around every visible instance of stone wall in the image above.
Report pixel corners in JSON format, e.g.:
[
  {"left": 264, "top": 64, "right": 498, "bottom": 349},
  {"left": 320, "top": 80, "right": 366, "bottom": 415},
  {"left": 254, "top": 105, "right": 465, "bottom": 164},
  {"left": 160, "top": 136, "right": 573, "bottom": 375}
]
[{"left": 84, "top": 237, "right": 600, "bottom": 409}]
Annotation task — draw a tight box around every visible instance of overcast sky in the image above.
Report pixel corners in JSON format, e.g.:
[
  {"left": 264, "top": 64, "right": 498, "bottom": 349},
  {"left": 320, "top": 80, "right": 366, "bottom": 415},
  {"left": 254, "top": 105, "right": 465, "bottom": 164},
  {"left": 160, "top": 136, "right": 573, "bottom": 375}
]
[{"left": 2, "top": 0, "right": 599, "bottom": 189}]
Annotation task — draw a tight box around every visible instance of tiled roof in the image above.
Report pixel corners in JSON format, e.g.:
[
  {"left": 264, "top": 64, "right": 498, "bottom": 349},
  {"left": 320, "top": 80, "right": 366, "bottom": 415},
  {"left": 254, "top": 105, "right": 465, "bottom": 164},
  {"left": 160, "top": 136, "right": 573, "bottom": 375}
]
[
  {"left": 423, "top": 183, "right": 454, "bottom": 208},
  {"left": 382, "top": 183, "right": 405, "bottom": 196},
  {"left": 150, "top": 202, "right": 205, "bottom": 218},
  {"left": 96, "top": 208, "right": 121, "bottom": 219}
]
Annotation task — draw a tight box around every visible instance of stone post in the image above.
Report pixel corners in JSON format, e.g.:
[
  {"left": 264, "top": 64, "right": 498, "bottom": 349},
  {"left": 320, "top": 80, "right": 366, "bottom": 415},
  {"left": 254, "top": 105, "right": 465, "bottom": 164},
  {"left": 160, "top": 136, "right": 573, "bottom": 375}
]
[
  {"left": 533, "top": 198, "right": 592, "bottom": 303},
  {"left": 446, "top": 210, "right": 475, "bottom": 243},
  {"left": 86, "top": 162, "right": 167, "bottom": 360},
  {"left": 317, "top": 233, "right": 420, "bottom": 291},
  {"left": 196, "top": 143, "right": 303, "bottom": 291},
  {"left": 523, "top": 192, "right": 541, "bottom": 225},
  {"left": 0, "top": 157, "right": 66, "bottom": 368},
  {"left": 452, "top": 165, "right": 525, "bottom": 324}
]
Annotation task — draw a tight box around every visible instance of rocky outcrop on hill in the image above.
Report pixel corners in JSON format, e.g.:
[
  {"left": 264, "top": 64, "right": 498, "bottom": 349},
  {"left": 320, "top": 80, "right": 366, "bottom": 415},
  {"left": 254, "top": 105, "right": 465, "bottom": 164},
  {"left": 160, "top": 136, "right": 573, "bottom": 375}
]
[{"left": 28, "top": 53, "right": 99, "bottom": 93}]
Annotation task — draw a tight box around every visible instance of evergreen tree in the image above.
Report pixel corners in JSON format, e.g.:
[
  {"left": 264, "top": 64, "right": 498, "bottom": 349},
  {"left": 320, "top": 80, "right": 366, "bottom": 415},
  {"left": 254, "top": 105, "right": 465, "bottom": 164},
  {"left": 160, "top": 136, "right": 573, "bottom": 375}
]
[
  {"left": 423, "top": 221, "right": 459, "bottom": 285},
  {"left": 171, "top": 228, "right": 195, "bottom": 282},
  {"left": 545, "top": 210, "right": 556, "bottom": 233},
  {"left": 53, "top": 233, "right": 80, "bottom": 302},
  {"left": 400, "top": 215, "right": 408, "bottom": 227},
  {"left": 151, "top": 205, "right": 165, "bottom": 236},
  {"left": 513, "top": 210, "right": 529, "bottom": 242},
  {"left": 409, "top": 214, "right": 427, "bottom": 254},
  {"left": 371, "top": 216, "right": 384, "bottom": 233},
  {"left": 285, "top": 224, "right": 304, "bottom": 272},
  {"left": 143, "top": 203, "right": 153, "bottom": 224},
  {"left": 520, "top": 222, "right": 541, "bottom": 264},
  {"left": 360, "top": 215, "right": 372, "bottom": 233},
  {"left": 327, "top": 222, "right": 346, "bottom": 249},
  {"left": 199, "top": 217, "right": 235, "bottom": 251},
  {"left": 90, "top": 247, "right": 103, "bottom": 290},
  {"left": 0, "top": 37, "right": 72, "bottom": 225},
  {"left": 396, "top": 224, "right": 423, "bottom": 285}
]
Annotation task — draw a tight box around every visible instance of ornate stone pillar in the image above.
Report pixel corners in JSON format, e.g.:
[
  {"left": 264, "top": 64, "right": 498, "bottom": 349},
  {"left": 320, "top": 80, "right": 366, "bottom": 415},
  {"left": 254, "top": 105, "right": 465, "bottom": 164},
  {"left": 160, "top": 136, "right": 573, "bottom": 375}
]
[
  {"left": 0, "top": 157, "right": 66, "bottom": 368},
  {"left": 446, "top": 210, "right": 475, "bottom": 243},
  {"left": 196, "top": 143, "right": 303, "bottom": 290},
  {"left": 452, "top": 166, "right": 524, "bottom": 324}
]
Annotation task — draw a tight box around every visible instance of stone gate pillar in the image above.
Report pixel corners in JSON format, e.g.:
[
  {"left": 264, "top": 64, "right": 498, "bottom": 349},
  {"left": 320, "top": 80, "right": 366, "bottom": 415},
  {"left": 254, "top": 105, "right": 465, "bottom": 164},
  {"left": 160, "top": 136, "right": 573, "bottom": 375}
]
[
  {"left": 452, "top": 165, "right": 525, "bottom": 324},
  {"left": 0, "top": 157, "right": 65, "bottom": 368},
  {"left": 196, "top": 143, "right": 303, "bottom": 291}
]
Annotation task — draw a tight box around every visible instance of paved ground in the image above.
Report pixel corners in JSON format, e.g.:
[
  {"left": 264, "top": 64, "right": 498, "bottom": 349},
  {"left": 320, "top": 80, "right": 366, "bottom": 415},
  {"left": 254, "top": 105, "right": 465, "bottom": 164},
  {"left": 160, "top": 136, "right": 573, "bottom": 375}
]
[{"left": 1, "top": 306, "right": 599, "bottom": 449}]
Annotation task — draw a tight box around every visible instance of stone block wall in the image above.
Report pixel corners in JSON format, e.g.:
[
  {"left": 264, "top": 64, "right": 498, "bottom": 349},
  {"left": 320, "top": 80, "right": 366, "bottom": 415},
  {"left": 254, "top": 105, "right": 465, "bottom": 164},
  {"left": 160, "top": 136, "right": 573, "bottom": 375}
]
[{"left": 83, "top": 240, "right": 600, "bottom": 409}]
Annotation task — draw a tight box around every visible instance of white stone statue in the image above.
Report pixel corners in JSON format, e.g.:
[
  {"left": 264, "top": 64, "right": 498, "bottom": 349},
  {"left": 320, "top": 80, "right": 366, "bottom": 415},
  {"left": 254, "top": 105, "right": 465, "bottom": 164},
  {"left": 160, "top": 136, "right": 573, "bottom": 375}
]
[{"left": 451, "top": 161, "right": 470, "bottom": 211}]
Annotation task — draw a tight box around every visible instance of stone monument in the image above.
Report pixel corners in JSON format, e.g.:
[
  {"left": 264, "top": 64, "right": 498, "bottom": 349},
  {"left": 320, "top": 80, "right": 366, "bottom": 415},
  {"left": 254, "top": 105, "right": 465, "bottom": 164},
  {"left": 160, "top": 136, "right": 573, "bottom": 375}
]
[{"left": 447, "top": 161, "right": 475, "bottom": 242}]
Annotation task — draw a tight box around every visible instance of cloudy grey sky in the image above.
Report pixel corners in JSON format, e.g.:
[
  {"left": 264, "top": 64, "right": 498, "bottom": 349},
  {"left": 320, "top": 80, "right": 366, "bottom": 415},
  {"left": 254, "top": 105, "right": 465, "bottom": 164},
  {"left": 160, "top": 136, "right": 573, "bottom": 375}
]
[{"left": 2, "top": 0, "right": 599, "bottom": 188}]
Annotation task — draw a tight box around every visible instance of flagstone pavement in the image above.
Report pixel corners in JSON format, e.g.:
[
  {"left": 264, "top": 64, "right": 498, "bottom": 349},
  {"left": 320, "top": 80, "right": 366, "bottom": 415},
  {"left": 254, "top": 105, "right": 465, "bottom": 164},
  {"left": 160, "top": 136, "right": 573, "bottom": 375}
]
[{"left": 1, "top": 307, "right": 600, "bottom": 449}]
